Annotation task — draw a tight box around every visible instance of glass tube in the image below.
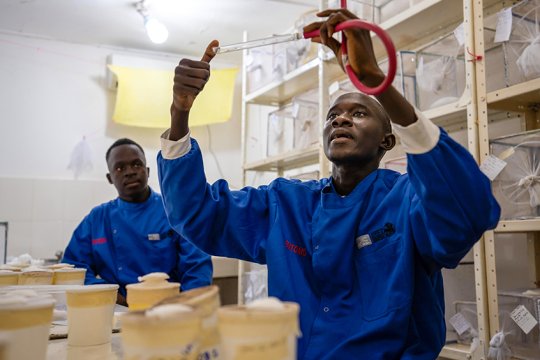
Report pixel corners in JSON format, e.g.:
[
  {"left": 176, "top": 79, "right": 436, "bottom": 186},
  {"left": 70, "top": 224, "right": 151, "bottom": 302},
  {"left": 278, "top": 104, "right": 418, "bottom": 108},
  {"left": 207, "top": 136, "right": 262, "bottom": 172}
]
[{"left": 213, "top": 33, "right": 303, "bottom": 54}]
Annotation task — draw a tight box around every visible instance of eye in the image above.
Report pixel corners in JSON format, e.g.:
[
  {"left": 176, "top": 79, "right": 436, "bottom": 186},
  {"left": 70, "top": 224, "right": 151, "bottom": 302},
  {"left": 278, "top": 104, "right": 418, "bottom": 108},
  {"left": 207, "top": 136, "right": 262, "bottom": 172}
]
[
  {"left": 327, "top": 113, "right": 338, "bottom": 121},
  {"left": 132, "top": 162, "right": 142, "bottom": 169},
  {"left": 353, "top": 111, "right": 367, "bottom": 118},
  {"left": 115, "top": 166, "right": 124, "bottom": 172}
]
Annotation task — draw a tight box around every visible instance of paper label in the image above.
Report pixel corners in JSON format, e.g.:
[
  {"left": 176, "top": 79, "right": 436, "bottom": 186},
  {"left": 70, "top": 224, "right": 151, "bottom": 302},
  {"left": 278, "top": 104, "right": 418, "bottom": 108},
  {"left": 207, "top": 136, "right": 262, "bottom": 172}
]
[
  {"left": 480, "top": 155, "right": 507, "bottom": 181},
  {"left": 449, "top": 312, "right": 472, "bottom": 336},
  {"left": 453, "top": 23, "right": 465, "bottom": 47},
  {"left": 147, "top": 233, "right": 160, "bottom": 241},
  {"left": 355, "top": 234, "right": 372, "bottom": 249},
  {"left": 494, "top": 8, "right": 513, "bottom": 43},
  {"left": 510, "top": 305, "right": 538, "bottom": 335}
]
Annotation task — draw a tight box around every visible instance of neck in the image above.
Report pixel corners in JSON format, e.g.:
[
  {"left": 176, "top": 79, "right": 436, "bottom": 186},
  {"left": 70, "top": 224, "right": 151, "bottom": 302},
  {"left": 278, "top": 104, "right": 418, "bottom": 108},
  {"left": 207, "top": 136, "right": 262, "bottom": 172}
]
[
  {"left": 120, "top": 187, "right": 151, "bottom": 203},
  {"left": 331, "top": 160, "right": 379, "bottom": 196}
]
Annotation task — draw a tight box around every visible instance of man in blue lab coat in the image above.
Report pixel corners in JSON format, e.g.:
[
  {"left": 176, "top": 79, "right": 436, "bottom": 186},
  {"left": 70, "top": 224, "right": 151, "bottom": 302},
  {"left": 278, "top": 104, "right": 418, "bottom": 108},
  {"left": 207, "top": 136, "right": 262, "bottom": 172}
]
[
  {"left": 157, "top": 9, "right": 500, "bottom": 360},
  {"left": 63, "top": 138, "right": 212, "bottom": 305}
]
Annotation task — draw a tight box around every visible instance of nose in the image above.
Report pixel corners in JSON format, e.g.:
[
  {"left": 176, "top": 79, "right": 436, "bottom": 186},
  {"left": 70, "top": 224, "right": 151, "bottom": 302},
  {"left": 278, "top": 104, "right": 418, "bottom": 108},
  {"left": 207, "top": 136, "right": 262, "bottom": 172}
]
[
  {"left": 331, "top": 112, "right": 353, "bottom": 128},
  {"left": 124, "top": 165, "right": 137, "bottom": 177}
]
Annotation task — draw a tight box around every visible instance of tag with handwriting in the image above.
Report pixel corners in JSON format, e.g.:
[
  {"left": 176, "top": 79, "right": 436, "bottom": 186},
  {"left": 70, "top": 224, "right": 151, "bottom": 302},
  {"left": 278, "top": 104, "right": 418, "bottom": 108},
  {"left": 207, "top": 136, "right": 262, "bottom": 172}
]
[
  {"left": 480, "top": 155, "right": 507, "bottom": 181},
  {"left": 449, "top": 312, "right": 472, "bottom": 335},
  {"left": 510, "top": 305, "right": 538, "bottom": 334},
  {"left": 494, "top": 8, "right": 513, "bottom": 43}
]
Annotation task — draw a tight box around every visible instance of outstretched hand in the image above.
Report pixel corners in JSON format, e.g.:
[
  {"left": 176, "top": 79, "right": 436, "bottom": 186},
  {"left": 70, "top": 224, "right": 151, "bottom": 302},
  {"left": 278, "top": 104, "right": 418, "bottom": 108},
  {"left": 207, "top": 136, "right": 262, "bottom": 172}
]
[
  {"left": 172, "top": 40, "right": 219, "bottom": 112},
  {"left": 303, "top": 9, "right": 384, "bottom": 87}
]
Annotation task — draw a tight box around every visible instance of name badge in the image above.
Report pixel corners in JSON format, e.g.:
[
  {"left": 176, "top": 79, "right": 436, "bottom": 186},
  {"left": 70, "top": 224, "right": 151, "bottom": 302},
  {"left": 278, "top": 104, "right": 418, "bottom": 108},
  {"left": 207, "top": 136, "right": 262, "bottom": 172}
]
[
  {"left": 355, "top": 234, "right": 372, "bottom": 249},
  {"left": 148, "top": 233, "right": 161, "bottom": 241}
]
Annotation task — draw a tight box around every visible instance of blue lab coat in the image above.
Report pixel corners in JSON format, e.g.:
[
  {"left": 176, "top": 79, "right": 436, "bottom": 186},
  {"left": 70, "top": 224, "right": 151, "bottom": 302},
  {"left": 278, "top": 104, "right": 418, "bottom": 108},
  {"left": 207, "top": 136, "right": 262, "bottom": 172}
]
[
  {"left": 63, "top": 189, "right": 213, "bottom": 297},
  {"left": 157, "top": 130, "right": 500, "bottom": 359}
]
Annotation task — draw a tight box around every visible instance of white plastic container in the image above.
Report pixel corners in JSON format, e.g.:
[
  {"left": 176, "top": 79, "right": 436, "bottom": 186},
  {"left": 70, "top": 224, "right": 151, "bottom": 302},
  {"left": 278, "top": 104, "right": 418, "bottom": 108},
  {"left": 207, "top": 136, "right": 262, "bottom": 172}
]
[
  {"left": 126, "top": 272, "right": 180, "bottom": 311},
  {"left": 18, "top": 267, "right": 53, "bottom": 285},
  {"left": 0, "top": 291, "right": 55, "bottom": 360},
  {"left": 52, "top": 268, "right": 86, "bottom": 285},
  {"left": 217, "top": 298, "right": 300, "bottom": 360},
  {"left": 65, "top": 284, "right": 119, "bottom": 346},
  {"left": 157, "top": 285, "right": 221, "bottom": 359},
  {"left": 121, "top": 303, "right": 201, "bottom": 360}
]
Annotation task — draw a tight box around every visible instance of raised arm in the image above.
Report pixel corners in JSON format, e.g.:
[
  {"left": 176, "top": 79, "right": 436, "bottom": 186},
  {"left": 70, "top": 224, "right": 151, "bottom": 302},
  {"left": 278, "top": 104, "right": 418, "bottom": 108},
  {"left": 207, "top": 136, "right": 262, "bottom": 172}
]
[
  {"left": 169, "top": 40, "right": 219, "bottom": 141},
  {"left": 304, "top": 8, "right": 416, "bottom": 127}
]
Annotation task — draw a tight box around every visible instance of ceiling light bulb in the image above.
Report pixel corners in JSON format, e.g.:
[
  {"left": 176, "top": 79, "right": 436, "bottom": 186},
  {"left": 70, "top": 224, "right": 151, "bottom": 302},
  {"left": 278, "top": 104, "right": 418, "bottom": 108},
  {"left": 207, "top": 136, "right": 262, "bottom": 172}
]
[{"left": 145, "top": 18, "right": 168, "bottom": 44}]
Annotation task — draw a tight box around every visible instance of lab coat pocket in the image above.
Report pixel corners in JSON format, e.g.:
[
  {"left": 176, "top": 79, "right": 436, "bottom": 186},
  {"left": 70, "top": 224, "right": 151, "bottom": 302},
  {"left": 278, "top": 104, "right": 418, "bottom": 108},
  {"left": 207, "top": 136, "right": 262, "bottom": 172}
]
[
  {"left": 355, "top": 237, "right": 410, "bottom": 321},
  {"left": 147, "top": 236, "right": 177, "bottom": 268}
]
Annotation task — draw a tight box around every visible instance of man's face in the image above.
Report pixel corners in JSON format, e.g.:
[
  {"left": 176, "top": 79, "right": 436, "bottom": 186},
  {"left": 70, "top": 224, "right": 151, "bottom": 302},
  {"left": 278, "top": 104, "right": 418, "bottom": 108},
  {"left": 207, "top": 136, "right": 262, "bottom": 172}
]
[
  {"left": 323, "top": 93, "right": 391, "bottom": 165},
  {"left": 106, "top": 144, "right": 149, "bottom": 201}
]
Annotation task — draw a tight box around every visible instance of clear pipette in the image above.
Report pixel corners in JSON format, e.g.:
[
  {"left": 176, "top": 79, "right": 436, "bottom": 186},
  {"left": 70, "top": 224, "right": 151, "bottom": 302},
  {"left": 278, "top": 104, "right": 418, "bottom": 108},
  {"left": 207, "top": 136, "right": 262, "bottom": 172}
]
[{"left": 213, "top": 33, "right": 304, "bottom": 54}]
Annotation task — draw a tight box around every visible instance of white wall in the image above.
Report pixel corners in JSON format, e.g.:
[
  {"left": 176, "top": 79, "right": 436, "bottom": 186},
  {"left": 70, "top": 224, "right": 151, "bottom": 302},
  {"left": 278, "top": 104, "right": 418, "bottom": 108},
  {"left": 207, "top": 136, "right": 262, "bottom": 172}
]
[{"left": 0, "top": 33, "right": 243, "bottom": 260}]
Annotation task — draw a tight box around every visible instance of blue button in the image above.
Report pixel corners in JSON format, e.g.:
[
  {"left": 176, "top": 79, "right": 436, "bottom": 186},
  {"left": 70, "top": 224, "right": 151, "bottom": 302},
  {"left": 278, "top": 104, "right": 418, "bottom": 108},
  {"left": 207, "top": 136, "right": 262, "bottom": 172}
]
[{"left": 323, "top": 306, "right": 330, "bottom": 313}]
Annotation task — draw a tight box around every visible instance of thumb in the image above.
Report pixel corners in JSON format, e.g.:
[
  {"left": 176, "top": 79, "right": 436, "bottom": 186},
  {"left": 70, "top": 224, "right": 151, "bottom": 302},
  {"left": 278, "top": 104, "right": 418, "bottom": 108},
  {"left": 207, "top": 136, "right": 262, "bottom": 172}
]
[{"left": 201, "top": 40, "right": 219, "bottom": 63}]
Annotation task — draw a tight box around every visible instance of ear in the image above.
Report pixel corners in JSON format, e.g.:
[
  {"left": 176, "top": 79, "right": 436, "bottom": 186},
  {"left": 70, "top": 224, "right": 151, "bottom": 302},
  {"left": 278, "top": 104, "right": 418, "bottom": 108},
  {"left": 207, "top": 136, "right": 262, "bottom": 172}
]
[
  {"left": 146, "top": 167, "right": 150, "bottom": 178},
  {"left": 380, "top": 133, "right": 396, "bottom": 151},
  {"left": 106, "top": 173, "right": 113, "bottom": 184}
]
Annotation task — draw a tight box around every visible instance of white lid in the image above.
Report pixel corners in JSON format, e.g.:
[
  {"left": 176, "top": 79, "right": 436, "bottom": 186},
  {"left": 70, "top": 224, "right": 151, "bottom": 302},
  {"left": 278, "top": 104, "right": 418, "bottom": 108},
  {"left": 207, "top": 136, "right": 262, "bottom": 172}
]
[
  {"left": 0, "top": 290, "right": 55, "bottom": 310},
  {"left": 54, "top": 267, "right": 86, "bottom": 273},
  {"left": 21, "top": 266, "right": 52, "bottom": 273},
  {"left": 145, "top": 304, "right": 193, "bottom": 319},
  {"left": 47, "top": 263, "right": 76, "bottom": 270},
  {"left": 65, "top": 284, "right": 119, "bottom": 294},
  {"left": 137, "top": 272, "right": 169, "bottom": 283},
  {"left": 245, "top": 297, "right": 286, "bottom": 311}
]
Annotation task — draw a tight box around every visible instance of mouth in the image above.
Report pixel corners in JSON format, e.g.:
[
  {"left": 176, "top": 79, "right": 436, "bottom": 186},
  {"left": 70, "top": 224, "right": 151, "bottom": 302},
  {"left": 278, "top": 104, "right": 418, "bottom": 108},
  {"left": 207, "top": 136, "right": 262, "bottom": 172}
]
[
  {"left": 124, "top": 180, "right": 141, "bottom": 188},
  {"left": 330, "top": 130, "right": 354, "bottom": 144}
]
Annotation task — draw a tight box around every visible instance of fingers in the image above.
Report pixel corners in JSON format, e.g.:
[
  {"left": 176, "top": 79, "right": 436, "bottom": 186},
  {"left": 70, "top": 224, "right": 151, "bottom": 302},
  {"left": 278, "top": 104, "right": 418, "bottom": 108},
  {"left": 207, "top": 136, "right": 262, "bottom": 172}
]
[
  {"left": 303, "top": 21, "right": 323, "bottom": 34},
  {"left": 317, "top": 8, "right": 358, "bottom": 19},
  {"left": 201, "top": 40, "right": 219, "bottom": 63}
]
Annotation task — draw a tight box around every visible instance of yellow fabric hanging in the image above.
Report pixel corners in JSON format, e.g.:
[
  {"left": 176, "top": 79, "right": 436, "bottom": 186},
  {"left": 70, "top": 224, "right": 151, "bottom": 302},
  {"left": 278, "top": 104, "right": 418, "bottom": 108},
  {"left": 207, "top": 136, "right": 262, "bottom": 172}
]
[{"left": 108, "top": 65, "right": 238, "bottom": 128}]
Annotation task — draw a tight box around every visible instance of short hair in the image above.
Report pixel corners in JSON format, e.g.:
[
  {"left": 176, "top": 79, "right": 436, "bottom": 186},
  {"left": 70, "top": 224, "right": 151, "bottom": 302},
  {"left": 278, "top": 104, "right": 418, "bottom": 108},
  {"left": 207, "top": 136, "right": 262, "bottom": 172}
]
[{"left": 105, "top": 138, "right": 145, "bottom": 162}]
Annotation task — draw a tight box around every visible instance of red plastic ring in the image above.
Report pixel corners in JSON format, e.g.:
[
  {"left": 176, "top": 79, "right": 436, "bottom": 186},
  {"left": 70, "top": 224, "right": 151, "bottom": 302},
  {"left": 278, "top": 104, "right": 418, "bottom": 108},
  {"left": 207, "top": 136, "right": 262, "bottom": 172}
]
[{"left": 303, "top": 19, "right": 397, "bottom": 96}]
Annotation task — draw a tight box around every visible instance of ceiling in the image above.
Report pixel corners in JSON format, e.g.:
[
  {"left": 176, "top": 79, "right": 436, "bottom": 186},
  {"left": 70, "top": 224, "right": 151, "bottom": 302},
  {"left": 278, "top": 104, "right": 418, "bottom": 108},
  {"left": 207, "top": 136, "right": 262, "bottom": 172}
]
[{"left": 0, "top": 0, "right": 319, "bottom": 63}]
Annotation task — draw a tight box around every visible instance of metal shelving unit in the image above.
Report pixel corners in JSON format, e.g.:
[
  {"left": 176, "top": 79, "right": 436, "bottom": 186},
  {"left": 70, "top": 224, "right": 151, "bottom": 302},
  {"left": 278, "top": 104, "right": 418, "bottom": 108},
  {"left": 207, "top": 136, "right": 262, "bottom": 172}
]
[{"left": 238, "top": 0, "right": 540, "bottom": 358}]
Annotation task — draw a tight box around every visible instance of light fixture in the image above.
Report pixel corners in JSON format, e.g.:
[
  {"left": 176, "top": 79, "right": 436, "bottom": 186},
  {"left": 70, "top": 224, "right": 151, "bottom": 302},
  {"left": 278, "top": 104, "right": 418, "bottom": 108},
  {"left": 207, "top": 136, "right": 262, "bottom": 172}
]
[{"left": 135, "top": 0, "right": 169, "bottom": 44}]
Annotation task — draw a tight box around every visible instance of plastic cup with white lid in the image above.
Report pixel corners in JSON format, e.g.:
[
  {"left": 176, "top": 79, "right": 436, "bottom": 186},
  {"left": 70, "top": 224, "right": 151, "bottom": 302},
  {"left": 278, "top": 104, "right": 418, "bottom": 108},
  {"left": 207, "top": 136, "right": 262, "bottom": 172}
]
[
  {"left": 120, "top": 303, "right": 202, "bottom": 360},
  {"left": 217, "top": 297, "right": 301, "bottom": 360}
]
